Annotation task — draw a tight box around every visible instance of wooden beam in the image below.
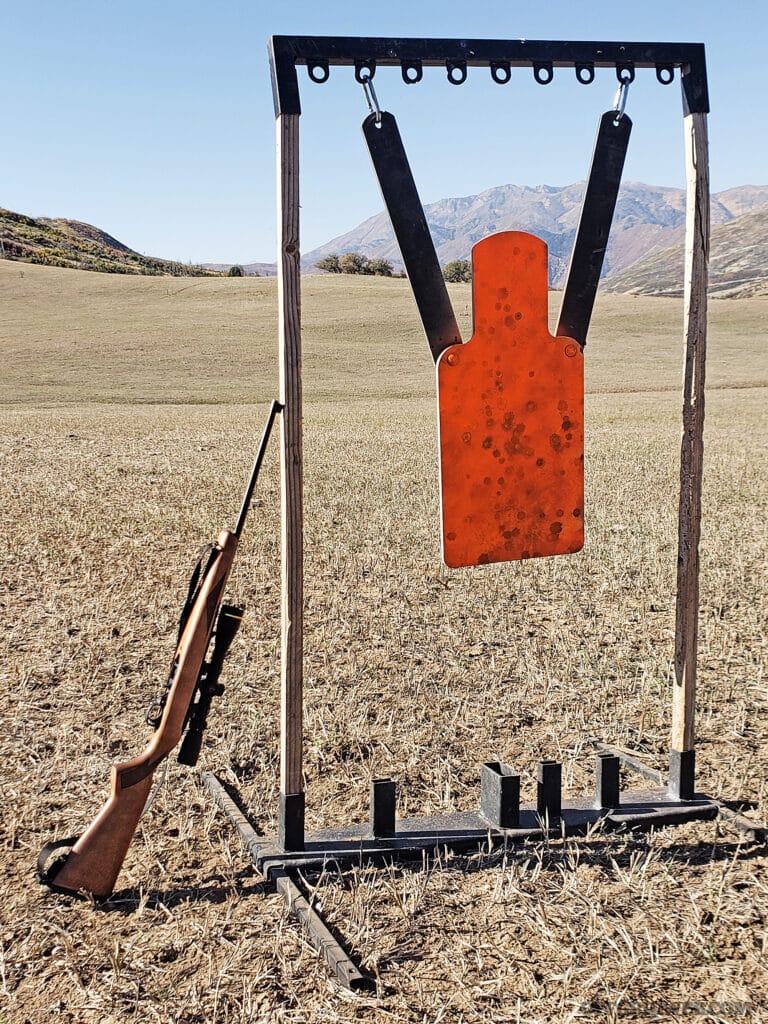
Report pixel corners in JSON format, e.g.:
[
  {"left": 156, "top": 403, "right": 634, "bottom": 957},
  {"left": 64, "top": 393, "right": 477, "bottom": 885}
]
[
  {"left": 277, "top": 113, "right": 304, "bottom": 803},
  {"left": 671, "top": 111, "right": 709, "bottom": 754}
]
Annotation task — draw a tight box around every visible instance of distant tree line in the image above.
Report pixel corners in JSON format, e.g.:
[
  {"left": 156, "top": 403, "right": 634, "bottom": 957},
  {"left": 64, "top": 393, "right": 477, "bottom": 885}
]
[
  {"left": 315, "top": 253, "right": 395, "bottom": 277},
  {"left": 315, "top": 252, "right": 473, "bottom": 283}
]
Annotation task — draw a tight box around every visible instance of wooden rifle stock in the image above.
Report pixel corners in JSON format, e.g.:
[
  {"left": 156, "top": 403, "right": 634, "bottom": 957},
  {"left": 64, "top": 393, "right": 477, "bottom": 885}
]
[
  {"left": 38, "top": 400, "right": 281, "bottom": 899},
  {"left": 42, "top": 532, "right": 237, "bottom": 898}
]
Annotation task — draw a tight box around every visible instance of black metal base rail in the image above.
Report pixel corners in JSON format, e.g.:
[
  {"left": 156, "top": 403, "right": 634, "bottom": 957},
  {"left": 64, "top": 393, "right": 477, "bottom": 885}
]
[
  {"left": 236, "top": 788, "right": 719, "bottom": 877},
  {"left": 203, "top": 773, "right": 375, "bottom": 992}
]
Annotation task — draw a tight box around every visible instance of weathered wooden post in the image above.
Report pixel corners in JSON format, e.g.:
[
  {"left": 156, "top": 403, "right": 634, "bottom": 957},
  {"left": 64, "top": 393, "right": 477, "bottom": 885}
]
[
  {"left": 273, "top": 42, "right": 305, "bottom": 849},
  {"left": 670, "top": 67, "right": 710, "bottom": 800}
]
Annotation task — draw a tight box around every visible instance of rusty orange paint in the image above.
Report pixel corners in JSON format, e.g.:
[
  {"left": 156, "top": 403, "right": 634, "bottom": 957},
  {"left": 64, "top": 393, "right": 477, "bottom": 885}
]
[{"left": 437, "top": 231, "right": 584, "bottom": 568}]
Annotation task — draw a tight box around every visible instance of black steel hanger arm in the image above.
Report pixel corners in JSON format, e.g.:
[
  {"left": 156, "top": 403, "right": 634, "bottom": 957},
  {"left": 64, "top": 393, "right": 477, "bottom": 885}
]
[
  {"left": 363, "top": 111, "right": 462, "bottom": 363},
  {"left": 557, "top": 110, "right": 632, "bottom": 348}
]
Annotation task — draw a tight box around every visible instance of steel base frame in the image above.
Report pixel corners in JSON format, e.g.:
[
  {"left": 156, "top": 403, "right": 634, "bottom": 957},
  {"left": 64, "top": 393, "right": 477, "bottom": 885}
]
[
  {"left": 201, "top": 747, "right": 766, "bottom": 992},
  {"left": 211, "top": 780, "right": 720, "bottom": 879}
]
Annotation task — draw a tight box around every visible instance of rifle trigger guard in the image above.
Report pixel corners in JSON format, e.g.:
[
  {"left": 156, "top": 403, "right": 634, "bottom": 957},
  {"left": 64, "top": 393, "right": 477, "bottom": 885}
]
[
  {"left": 37, "top": 836, "right": 80, "bottom": 892},
  {"left": 145, "top": 696, "right": 164, "bottom": 729}
]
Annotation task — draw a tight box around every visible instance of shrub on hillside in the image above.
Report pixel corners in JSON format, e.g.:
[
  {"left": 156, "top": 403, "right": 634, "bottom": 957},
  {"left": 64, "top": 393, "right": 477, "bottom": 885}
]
[
  {"left": 315, "top": 254, "right": 342, "bottom": 273},
  {"left": 367, "top": 258, "right": 394, "bottom": 277},
  {"left": 316, "top": 252, "right": 395, "bottom": 277},
  {"left": 442, "top": 259, "right": 471, "bottom": 283}
]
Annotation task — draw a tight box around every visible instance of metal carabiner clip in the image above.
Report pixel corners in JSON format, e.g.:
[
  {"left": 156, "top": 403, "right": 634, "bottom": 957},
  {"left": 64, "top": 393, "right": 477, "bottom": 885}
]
[
  {"left": 612, "top": 73, "right": 631, "bottom": 122},
  {"left": 360, "top": 73, "right": 382, "bottom": 125}
]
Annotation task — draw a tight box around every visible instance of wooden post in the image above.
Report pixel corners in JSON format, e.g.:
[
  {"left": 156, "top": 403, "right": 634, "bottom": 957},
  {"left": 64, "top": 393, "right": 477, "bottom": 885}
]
[
  {"left": 671, "top": 111, "right": 709, "bottom": 798},
  {"left": 277, "top": 112, "right": 305, "bottom": 848}
]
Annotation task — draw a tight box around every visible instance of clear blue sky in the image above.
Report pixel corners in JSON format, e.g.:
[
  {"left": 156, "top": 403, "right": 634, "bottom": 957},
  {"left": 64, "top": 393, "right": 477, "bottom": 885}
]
[{"left": 5, "top": 0, "right": 766, "bottom": 264}]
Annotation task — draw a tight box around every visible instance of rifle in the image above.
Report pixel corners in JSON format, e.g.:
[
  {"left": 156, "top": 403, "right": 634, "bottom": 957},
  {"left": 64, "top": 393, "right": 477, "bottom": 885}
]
[{"left": 37, "top": 400, "right": 281, "bottom": 899}]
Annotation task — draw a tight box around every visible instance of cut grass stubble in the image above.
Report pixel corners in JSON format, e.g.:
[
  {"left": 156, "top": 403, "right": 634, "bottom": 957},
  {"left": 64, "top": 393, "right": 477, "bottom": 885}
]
[{"left": 0, "top": 262, "right": 766, "bottom": 1022}]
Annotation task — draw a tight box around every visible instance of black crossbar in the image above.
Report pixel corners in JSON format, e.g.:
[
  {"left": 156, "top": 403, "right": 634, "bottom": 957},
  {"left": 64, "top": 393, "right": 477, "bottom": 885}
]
[{"left": 269, "top": 35, "right": 708, "bottom": 117}]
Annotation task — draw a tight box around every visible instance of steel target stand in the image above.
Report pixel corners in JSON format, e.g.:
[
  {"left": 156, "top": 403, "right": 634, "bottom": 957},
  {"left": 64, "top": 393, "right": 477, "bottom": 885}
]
[{"left": 204, "top": 36, "right": 764, "bottom": 991}]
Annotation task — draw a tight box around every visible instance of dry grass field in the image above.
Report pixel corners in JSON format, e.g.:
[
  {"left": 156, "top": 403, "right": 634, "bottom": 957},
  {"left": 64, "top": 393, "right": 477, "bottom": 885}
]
[{"left": 1, "top": 258, "right": 767, "bottom": 1023}]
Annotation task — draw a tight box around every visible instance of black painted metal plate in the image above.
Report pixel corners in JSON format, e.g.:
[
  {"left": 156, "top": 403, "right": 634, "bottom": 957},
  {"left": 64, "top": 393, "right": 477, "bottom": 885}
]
[
  {"left": 363, "top": 111, "right": 461, "bottom": 362},
  {"left": 557, "top": 111, "right": 632, "bottom": 348}
]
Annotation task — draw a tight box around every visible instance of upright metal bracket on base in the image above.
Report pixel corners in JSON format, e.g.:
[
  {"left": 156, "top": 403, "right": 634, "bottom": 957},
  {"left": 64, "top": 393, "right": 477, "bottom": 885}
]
[
  {"left": 669, "top": 748, "right": 696, "bottom": 801},
  {"left": 595, "top": 753, "right": 621, "bottom": 809},
  {"left": 278, "top": 792, "right": 305, "bottom": 851},
  {"left": 590, "top": 740, "right": 768, "bottom": 844}
]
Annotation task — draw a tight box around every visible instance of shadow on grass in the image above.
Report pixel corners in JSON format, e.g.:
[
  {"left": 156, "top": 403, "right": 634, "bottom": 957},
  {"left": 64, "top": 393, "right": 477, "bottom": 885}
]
[{"left": 96, "top": 870, "right": 273, "bottom": 914}]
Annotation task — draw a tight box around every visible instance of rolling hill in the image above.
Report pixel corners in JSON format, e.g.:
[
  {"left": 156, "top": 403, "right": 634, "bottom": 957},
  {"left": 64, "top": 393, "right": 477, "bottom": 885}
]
[{"left": 0, "top": 208, "right": 220, "bottom": 277}]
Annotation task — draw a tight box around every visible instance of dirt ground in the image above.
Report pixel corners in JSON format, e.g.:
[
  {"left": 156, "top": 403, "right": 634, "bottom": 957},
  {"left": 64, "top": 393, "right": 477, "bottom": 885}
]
[{"left": 1, "top": 267, "right": 767, "bottom": 1022}]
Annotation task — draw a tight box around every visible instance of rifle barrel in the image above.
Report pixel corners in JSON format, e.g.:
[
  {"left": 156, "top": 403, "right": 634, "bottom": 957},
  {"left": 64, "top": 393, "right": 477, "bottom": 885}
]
[{"left": 234, "top": 400, "right": 282, "bottom": 538}]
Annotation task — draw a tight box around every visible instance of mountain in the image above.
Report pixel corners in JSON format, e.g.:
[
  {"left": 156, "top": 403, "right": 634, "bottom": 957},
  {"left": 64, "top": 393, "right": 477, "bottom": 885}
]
[
  {"left": 606, "top": 204, "right": 768, "bottom": 298},
  {"left": 304, "top": 182, "right": 768, "bottom": 296},
  {"left": 0, "top": 208, "right": 220, "bottom": 277}
]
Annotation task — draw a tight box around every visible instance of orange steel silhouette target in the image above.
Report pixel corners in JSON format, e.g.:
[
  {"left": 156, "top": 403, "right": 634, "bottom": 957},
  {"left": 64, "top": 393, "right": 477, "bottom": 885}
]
[{"left": 437, "top": 231, "right": 584, "bottom": 567}]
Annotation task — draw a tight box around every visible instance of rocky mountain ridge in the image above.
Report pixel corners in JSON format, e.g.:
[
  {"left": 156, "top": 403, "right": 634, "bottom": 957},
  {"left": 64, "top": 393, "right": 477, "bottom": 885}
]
[{"left": 304, "top": 181, "right": 768, "bottom": 295}]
